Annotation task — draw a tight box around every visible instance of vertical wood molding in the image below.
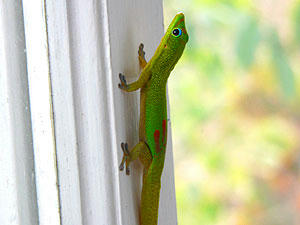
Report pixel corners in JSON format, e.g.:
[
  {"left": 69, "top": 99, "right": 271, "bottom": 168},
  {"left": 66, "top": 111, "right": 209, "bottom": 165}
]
[
  {"left": 45, "top": 1, "right": 83, "bottom": 224},
  {"left": 0, "top": 1, "right": 38, "bottom": 225},
  {"left": 22, "top": 0, "right": 61, "bottom": 224}
]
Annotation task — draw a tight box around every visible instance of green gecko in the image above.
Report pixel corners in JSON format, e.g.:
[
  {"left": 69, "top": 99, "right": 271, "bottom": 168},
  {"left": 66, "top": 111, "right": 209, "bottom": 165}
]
[{"left": 118, "top": 13, "right": 188, "bottom": 225}]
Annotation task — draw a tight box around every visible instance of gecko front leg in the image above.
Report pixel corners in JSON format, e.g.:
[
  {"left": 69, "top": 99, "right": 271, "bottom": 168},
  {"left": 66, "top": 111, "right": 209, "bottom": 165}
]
[{"left": 118, "top": 44, "right": 151, "bottom": 92}]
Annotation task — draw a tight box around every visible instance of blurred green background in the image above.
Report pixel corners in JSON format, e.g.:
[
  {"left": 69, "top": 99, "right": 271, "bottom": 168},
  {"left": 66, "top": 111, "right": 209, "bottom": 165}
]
[{"left": 164, "top": 0, "right": 300, "bottom": 224}]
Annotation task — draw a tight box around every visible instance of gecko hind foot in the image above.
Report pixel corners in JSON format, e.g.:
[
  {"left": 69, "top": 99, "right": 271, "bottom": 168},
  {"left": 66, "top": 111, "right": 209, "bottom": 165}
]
[{"left": 119, "top": 142, "right": 130, "bottom": 175}]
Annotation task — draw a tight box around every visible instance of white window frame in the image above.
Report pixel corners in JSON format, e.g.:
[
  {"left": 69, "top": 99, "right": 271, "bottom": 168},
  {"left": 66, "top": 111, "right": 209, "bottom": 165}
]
[{"left": 0, "top": 1, "right": 177, "bottom": 225}]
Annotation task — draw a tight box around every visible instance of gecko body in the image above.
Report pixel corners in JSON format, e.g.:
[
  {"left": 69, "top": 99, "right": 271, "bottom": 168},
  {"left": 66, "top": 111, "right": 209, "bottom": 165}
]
[{"left": 119, "top": 13, "right": 188, "bottom": 225}]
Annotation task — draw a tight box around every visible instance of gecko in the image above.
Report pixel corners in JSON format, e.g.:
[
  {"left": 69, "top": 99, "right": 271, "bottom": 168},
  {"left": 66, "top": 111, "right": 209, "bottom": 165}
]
[{"left": 118, "top": 13, "right": 188, "bottom": 225}]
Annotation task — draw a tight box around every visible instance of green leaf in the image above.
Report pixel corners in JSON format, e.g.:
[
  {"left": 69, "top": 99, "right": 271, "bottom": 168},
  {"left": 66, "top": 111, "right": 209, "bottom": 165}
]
[
  {"left": 235, "top": 16, "right": 260, "bottom": 68},
  {"left": 292, "top": 1, "right": 300, "bottom": 44},
  {"left": 269, "top": 30, "right": 296, "bottom": 98}
]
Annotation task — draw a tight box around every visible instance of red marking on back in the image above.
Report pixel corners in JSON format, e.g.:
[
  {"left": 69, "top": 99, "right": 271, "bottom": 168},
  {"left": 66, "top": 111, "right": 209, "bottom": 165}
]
[
  {"left": 154, "top": 130, "right": 161, "bottom": 153},
  {"left": 153, "top": 120, "right": 167, "bottom": 154}
]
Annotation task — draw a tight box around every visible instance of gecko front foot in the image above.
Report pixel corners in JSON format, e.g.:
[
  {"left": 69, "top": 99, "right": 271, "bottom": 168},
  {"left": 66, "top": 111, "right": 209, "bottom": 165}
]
[
  {"left": 138, "top": 43, "right": 147, "bottom": 68},
  {"left": 119, "top": 142, "right": 130, "bottom": 175},
  {"left": 118, "top": 73, "right": 128, "bottom": 90}
]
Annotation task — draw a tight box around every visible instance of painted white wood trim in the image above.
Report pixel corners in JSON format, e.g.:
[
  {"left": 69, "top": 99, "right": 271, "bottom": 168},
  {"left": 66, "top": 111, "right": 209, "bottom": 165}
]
[
  {"left": 47, "top": 0, "right": 123, "bottom": 224},
  {"left": 0, "top": 1, "right": 38, "bottom": 225},
  {"left": 46, "top": 0, "right": 178, "bottom": 224},
  {"left": 22, "top": 0, "right": 61, "bottom": 224},
  {"left": 44, "top": 1, "right": 83, "bottom": 225}
]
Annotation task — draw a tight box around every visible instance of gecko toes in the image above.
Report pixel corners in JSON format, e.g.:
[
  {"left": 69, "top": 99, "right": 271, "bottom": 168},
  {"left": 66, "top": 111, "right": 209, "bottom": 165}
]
[
  {"left": 126, "top": 167, "right": 130, "bottom": 175},
  {"left": 121, "top": 142, "right": 130, "bottom": 155},
  {"left": 124, "top": 142, "right": 129, "bottom": 150},
  {"left": 119, "top": 142, "right": 131, "bottom": 175},
  {"left": 118, "top": 73, "right": 128, "bottom": 89},
  {"left": 119, "top": 163, "right": 124, "bottom": 171},
  {"left": 139, "top": 43, "right": 144, "bottom": 51},
  {"left": 138, "top": 43, "right": 145, "bottom": 56}
]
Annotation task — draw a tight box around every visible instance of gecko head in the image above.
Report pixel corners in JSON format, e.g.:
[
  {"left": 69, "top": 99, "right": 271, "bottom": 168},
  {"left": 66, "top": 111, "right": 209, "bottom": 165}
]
[
  {"left": 163, "top": 13, "right": 189, "bottom": 62},
  {"left": 167, "top": 13, "right": 188, "bottom": 44},
  {"left": 169, "top": 13, "right": 189, "bottom": 42}
]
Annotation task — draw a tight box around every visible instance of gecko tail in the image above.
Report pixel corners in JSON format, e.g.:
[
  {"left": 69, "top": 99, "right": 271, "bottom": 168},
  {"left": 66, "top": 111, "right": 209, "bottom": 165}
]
[
  {"left": 140, "top": 177, "right": 161, "bottom": 225},
  {"left": 140, "top": 156, "right": 165, "bottom": 225}
]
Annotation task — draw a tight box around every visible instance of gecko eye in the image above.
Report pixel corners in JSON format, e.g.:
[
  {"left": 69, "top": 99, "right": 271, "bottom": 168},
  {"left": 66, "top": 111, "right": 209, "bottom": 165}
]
[{"left": 172, "top": 28, "right": 182, "bottom": 37}]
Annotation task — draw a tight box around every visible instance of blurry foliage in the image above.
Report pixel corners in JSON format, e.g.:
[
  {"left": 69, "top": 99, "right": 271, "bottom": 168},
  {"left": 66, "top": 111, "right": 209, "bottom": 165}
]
[
  {"left": 292, "top": 0, "right": 300, "bottom": 44},
  {"left": 235, "top": 16, "right": 260, "bottom": 68},
  {"left": 164, "top": 0, "right": 300, "bottom": 224},
  {"left": 268, "top": 30, "right": 296, "bottom": 98}
]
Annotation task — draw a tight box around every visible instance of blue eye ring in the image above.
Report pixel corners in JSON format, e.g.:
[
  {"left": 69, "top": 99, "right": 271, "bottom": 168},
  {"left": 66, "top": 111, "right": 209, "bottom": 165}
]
[{"left": 172, "top": 28, "right": 182, "bottom": 37}]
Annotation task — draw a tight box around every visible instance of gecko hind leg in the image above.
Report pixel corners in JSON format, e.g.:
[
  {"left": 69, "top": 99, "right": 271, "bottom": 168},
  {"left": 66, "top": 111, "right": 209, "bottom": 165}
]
[
  {"left": 119, "top": 141, "right": 152, "bottom": 175},
  {"left": 138, "top": 43, "right": 147, "bottom": 69}
]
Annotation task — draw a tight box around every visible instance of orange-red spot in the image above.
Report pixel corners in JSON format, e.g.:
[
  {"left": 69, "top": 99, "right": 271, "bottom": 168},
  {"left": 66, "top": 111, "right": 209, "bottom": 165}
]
[
  {"left": 153, "top": 120, "right": 167, "bottom": 154},
  {"left": 154, "top": 130, "right": 161, "bottom": 153}
]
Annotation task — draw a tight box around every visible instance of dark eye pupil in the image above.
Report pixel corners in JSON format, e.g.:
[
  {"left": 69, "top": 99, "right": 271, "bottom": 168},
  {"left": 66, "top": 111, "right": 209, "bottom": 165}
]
[{"left": 173, "top": 29, "right": 180, "bottom": 36}]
